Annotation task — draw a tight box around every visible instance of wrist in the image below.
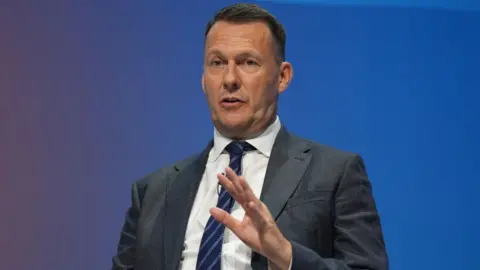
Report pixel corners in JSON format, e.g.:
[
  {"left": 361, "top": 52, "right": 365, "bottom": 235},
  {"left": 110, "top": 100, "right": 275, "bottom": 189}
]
[{"left": 269, "top": 239, "right": 292, "bottom": 270}]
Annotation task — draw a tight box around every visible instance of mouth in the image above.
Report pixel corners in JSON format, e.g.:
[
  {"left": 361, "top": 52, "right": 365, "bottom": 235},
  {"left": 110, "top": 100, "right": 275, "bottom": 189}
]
[
  {"left": 221, "top": 97, "right": 244, "bottom": 103},
  {"left": 220, "top": 97, "right": 245, "bottom": 108}
]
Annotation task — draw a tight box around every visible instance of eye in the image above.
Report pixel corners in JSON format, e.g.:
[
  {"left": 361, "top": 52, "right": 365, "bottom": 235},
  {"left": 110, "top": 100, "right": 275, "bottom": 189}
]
[
  {"left": 209, "top": 59, "right": 224, "bottom": 67},
  {"left": 245, "top": 59, "right": 258, "bottom": 66}
]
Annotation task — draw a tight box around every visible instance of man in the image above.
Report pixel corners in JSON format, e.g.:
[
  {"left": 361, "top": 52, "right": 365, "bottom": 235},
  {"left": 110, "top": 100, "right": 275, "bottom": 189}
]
[{"left": 112, "top": 3, "right": 388, "bottom": 270}]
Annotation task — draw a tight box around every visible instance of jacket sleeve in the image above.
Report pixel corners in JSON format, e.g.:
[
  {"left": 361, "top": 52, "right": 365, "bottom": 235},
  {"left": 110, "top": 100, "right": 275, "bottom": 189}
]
[
  {"left": 290, "top": 155, "right": 389, "bottom": 270},
  {"left": 111, "top": 183, "right": 145, "bottom": 270}
]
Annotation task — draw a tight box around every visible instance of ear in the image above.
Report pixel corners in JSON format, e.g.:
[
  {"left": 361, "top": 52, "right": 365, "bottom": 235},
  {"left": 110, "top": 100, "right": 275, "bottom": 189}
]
[
  {"left": 278, "top": 61, "right": 293, "bottom": 94},
  {"left": 201, "top": 73, "right": 206, "bottom": 93}
]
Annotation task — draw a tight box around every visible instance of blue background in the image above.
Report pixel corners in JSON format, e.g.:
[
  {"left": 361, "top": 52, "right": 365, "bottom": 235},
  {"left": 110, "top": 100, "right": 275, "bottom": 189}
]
[{"left": 2, "top": 0, "right": 479, "bottom": 269}]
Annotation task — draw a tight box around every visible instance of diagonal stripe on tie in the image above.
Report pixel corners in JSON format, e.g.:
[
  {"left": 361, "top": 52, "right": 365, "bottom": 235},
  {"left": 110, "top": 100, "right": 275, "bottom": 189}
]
[
  {"left": 197, "top": 233, "right": 224, "bottom": 268},
  {"left": 207, "top": 253, "right": 222, "bottom": 270},
  {"left": 195, "top": 141, "right": 256, "bottom": 270}
]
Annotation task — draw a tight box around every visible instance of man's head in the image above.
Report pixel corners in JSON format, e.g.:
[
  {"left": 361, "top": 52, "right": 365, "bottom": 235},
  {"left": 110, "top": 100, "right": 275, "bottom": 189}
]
[{"left": 202, "top": 3, "right": 293, "bottom": 140}]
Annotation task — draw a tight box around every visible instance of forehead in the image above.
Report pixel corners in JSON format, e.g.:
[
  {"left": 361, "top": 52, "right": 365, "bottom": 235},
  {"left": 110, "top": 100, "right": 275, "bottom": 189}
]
[{"left": 205, "top": 21, "right": 274, "bottom": 57}]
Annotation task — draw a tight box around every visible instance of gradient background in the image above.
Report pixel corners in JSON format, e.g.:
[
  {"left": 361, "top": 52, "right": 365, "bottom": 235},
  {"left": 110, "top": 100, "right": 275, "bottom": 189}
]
[{"left": 2, "top": 0, "right": 479, "bottom": 269}]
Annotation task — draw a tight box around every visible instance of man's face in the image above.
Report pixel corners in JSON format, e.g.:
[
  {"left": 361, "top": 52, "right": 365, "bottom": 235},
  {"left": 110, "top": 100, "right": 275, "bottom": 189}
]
[{"left": 202, "top": 21, "right": 292, "bottom": 139}]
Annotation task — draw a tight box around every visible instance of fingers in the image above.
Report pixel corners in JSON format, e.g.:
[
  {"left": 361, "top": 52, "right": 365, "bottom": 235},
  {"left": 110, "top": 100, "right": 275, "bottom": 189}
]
[
  {"left": 210, "top": 207, "right": 241, "bottom": 231},
  {"left": 217, "top": 172, "right": 235, "bottom": 194},
  {"left": 245, "top": 199, "right": 274, "bottom": 233},
  {"left": 226, "top": 167, "right": 247, "bottom": 202},
  {"left": 218, "top": 168, "right": 273, "bottom": 233},
  {"left": 238, "top": 175, "right": 258, "bottom": 204},
  {"left": 217, "top": 168, "right": 246, "bottom": 205},
  {"left": 224, "top": 167, "right": 258, "bottom": 204}
]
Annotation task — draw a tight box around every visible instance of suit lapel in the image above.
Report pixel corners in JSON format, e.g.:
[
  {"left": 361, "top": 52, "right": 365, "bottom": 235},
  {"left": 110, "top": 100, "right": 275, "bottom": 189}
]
[
  {"left": 251, "top": 127, "right": 312, "bottom": 270},
  {"left": 261, "top": 127, "right": 312, "bottom": 220},
  {"left": 162, "top": 141, "right": 212, "bottom": 270}
]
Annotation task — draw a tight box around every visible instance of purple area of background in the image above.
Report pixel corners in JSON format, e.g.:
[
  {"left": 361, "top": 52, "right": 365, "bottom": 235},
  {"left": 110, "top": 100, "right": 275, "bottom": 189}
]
[{"left": 1, "top": 0, "right": 479, "bottom": 269}]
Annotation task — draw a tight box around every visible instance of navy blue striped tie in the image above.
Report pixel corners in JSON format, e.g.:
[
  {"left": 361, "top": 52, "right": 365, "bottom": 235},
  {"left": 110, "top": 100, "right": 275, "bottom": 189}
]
[{"left": 196, "top": 141, "right": 255, "bottom": 270}]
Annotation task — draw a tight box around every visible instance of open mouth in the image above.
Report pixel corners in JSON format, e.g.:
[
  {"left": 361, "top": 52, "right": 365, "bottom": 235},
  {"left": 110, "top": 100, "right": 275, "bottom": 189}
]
[
  {"left": 221, "top": 97, "right": 244, "bottom": 108},
  {"left": 221, "top": 97, "right": 243, "bottom": 103}
]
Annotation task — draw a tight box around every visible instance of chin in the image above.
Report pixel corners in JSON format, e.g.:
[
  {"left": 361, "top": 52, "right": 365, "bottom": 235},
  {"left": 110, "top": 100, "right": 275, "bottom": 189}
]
[
  {"left": 222, "top": 119, "right": 249, "bottom": 130},
  {"left": 216, "top": 115, "right": 251, "bottom": 135}
]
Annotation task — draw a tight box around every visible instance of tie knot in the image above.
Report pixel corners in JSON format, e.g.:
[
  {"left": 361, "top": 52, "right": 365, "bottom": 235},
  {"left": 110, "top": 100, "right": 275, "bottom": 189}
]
[{"left": 225, "top": 141, "right": 255, "bottom": 156}]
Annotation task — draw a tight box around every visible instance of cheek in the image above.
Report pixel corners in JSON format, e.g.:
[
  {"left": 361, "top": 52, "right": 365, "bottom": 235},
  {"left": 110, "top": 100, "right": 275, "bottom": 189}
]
[
  {"left": 204, "top": 73, "right": 222, "bottom": 86},
  {"left": 250, "top": 87, "right": 276, "bottom": 110},
  {"left": 204, "top": 83, "right": 219, "bottom": 101}
]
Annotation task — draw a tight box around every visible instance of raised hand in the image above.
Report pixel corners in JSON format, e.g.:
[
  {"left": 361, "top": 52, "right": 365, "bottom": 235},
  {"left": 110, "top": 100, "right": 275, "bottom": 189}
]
[{"left": 210, "top": 167, "right": 292, "bottom": 270}]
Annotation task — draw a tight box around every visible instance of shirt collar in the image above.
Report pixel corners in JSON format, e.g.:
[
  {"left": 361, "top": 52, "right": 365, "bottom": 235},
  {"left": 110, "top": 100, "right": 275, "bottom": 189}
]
[{"left": 209, "top": 116, "right": 282, "bottom": 162}]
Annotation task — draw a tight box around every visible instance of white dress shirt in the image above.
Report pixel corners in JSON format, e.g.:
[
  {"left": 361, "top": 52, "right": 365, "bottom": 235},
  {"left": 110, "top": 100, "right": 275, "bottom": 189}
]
[{"left": 179, "top": 116, "right": 282, "bottom": 270}]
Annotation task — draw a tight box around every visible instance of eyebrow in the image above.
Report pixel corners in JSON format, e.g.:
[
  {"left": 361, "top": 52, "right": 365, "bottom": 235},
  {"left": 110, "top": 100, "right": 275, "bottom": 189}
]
[
  {"left": 206, "top": 49, "right": 263, "bottom": 60},
  {"left": 205, "top": 49, "right": 225, "bottom": 59}
]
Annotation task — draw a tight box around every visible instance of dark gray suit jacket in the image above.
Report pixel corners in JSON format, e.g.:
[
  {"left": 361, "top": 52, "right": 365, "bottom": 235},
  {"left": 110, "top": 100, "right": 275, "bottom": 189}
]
[{"left": 112, "top": 127, "right": 388, "bottom": 270}]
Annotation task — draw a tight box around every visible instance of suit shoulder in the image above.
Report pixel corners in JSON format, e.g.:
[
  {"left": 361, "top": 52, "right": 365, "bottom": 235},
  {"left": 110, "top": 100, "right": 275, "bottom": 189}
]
[
  {"left": 292, "top": 135, "right": 369, "bottom": 186},
  {"left": 291, "top": 134, "right": 363, "bottom": 167},
  {"left": 311, "top": 141, "right": 357, "bottom": 159},
  {"left": 134, "top": 153, "right": 199, "bottom": 187},
  {"left": 292, "top": 133, "right": 356, "bottom": 158}
]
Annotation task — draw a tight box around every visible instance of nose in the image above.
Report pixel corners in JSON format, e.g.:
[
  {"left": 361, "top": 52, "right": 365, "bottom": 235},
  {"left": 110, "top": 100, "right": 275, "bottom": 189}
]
[{"left": 222, "top": 62, "right": 240, "bottom": 92}]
